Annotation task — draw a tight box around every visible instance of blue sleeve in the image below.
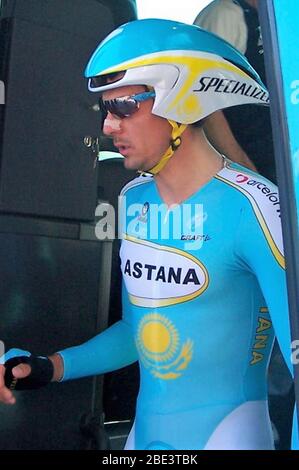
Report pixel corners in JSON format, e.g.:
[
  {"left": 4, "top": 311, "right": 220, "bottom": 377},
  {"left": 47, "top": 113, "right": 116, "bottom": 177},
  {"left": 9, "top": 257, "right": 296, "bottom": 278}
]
[
  {"left": 59, "top": 285, "right": 138, "bottom": 381},
  {"left": 235, "top": 202, "right": 292, "bottom": 373}
]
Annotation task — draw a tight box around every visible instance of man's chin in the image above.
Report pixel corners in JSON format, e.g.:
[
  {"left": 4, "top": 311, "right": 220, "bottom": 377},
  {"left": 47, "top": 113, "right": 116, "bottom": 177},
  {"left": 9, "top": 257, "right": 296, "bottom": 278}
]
[{"left": 123, "top": 157, "right": 142, "bottom": 172}]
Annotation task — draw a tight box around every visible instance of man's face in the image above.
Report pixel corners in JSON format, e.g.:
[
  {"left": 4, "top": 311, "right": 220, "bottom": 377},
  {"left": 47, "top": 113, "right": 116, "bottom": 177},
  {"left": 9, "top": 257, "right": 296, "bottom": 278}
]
[{"left": 101, "top": 85, "right": 171, "bottom": 172}]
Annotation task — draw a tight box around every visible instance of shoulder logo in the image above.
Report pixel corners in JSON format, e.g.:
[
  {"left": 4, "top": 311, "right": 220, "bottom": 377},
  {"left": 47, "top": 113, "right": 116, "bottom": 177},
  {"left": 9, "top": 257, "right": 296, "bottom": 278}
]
[
  {"left": 235, "top": 174, "right": 249, "bottom": 184},
  {"left": 233, "top": 172, "right": 280, "bottom": 216},
  {"left": 216, "top": 166, "right": 284, "bottom": 268}
]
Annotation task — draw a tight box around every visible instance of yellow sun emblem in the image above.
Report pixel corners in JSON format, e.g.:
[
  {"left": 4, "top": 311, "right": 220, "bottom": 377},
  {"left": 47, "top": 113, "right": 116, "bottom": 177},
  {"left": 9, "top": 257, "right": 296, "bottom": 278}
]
[
  {"left": 137, "top": 313, "right": 179, "bottom": 363},
  {"left": 136, "top": 313, "right": 193, "bottom": 380}
]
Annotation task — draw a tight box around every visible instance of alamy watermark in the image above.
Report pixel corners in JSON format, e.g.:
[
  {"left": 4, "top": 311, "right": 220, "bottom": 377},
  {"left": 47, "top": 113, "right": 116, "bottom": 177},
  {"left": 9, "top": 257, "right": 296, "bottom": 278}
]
[
  {"left": 291, "top": 80, "right": 299, "bottom": 105},
  {"left": 291, "top": 340, "right": 299, "bottom": 365},
  {"left": 0, "top": 80, "right": 5, "bottom": 105},
  {"left": 95, "top": 196, "right": 206, "bottom": 251}
]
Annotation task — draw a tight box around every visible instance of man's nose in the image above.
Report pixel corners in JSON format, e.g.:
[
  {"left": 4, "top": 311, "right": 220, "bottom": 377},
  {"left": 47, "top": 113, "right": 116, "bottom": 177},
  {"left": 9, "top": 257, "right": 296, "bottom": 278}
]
[{"left": 102, "top": 113, "right": 122, "bottom": 136}]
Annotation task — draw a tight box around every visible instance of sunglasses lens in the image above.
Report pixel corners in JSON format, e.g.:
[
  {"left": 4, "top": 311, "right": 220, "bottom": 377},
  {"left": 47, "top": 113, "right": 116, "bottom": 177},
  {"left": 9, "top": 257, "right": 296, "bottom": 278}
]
[
  {"left": 100, "top": 97, "right": 138, "bottom": 118},
  {"left": 116, "top": 98, "right": 138, "bottom": 117}
]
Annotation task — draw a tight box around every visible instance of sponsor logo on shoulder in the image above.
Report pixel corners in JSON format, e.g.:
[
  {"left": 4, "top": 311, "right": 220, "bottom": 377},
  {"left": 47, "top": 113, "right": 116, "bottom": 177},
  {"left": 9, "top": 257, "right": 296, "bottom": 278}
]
[
  {"left": 235, "top": 174, "right": 280, "bottom": 217},
  {"left": 216, "top": 166, "right": 284, "bottom": 268}
]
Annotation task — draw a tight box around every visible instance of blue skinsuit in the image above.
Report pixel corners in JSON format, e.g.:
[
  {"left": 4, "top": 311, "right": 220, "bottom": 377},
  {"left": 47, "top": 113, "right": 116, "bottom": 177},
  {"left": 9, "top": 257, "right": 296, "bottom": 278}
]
[{"left": 60, "top": 160, "right": 292, "bottom": 450}]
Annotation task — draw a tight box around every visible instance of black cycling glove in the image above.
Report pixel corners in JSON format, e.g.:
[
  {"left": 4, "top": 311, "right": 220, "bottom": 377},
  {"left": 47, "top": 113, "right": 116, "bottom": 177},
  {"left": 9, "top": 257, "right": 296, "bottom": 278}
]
[{"left": 4, "top": 352, "right": 54, "bottom": 390}]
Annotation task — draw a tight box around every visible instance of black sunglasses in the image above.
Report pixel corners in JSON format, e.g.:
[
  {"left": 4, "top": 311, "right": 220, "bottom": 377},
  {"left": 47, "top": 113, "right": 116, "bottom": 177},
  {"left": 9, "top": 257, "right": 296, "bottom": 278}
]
[{"left": 99, "top": 91, "right": 156, "bottom": 120}]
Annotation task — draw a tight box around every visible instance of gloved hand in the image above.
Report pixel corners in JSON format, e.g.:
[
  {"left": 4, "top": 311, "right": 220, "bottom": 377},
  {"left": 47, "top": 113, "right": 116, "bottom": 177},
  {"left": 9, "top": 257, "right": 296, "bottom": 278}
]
[{"left": 1, "top": 348, "right": 54, "bottom": 391}]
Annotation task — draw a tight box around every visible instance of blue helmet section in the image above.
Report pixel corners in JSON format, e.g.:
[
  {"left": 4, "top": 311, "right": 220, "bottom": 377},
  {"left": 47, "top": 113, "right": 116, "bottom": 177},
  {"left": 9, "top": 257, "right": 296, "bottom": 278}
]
[{"left": 85, "top": 18, "right": 262, "bottom": 85}]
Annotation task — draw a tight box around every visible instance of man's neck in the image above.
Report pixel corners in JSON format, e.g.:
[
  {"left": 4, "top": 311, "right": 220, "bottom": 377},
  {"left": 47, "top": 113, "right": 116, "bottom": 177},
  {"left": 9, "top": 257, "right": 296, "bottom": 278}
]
[{"left": 154, "top": 128, "right": 224, "bottom": 206}]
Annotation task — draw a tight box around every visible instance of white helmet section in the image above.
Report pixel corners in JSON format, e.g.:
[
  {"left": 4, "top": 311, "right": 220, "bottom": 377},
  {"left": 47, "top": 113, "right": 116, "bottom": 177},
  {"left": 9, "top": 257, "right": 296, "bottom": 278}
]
[{"left": 88, "top": 50, "right": 269, "bottom": 124}]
